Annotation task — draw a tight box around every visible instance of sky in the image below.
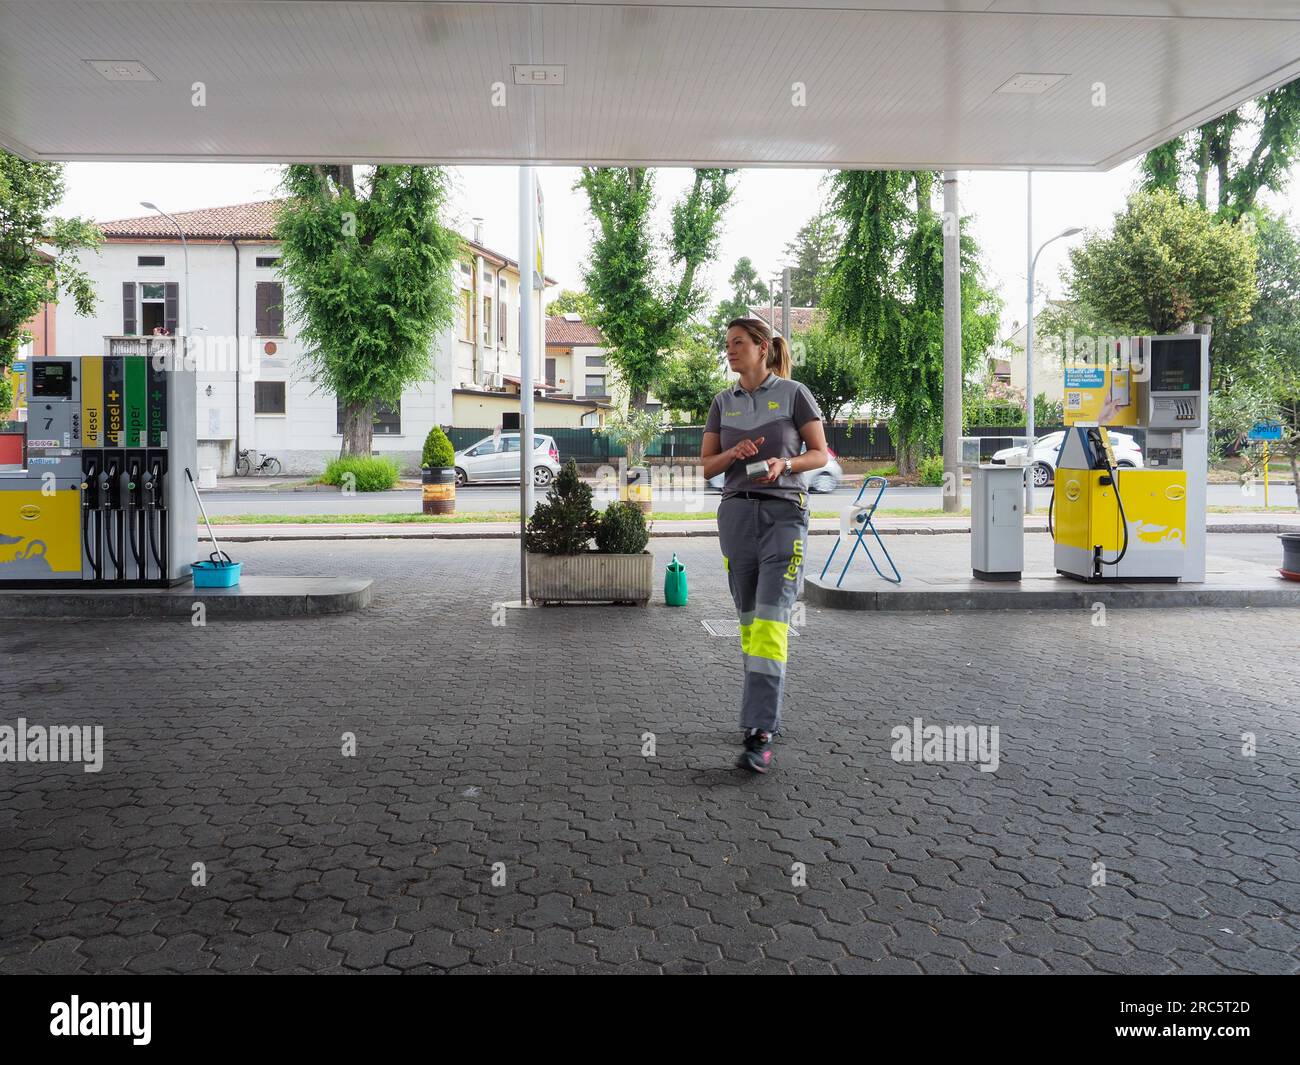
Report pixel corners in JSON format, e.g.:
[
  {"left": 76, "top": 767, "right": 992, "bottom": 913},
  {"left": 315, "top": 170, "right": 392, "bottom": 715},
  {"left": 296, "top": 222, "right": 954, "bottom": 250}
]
[{"left": 55, "top": 158, "right": 1300, "bottom": 344}]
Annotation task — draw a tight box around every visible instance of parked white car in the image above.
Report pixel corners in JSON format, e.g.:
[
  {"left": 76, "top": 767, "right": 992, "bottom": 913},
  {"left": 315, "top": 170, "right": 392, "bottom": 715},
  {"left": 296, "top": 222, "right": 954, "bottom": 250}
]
[
  {"left": 992, "top": 431, "right": 1143, "bottom": 487},
  {"left": 707, "top": 447, "right": 844, "bottom": 493},
  {"left": 454, "top": 433, "right": 561, "bottom": 487}
]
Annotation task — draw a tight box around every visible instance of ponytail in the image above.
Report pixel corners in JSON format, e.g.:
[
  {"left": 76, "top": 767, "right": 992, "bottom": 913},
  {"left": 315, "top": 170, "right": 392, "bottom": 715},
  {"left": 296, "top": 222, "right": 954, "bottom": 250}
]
[{"left": 767, "top": 334, "right": 791, "bottom": 378}]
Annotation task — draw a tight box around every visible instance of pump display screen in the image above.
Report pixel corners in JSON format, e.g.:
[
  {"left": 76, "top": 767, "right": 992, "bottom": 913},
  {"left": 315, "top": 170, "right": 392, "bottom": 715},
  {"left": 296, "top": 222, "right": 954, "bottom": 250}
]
[
  {"left": 1149, "top": 339, "right": 1201, "bottom": 392},
  {"left": 30, "top": 361, "right": 73, "bottom": 398}
]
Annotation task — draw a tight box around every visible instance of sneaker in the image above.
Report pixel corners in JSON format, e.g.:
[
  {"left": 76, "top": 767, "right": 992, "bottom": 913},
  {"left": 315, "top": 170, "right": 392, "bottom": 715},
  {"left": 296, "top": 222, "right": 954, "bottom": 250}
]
[{"left": 737, "top": 730, "right": 773, "bottom": 774}]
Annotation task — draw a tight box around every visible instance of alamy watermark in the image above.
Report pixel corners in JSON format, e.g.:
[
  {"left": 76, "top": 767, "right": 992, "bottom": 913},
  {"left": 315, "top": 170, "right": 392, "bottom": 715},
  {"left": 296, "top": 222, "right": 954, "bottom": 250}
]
[
  {"left": 0, "top": 718, "right": 104, "bottom": 773},
  {"left": 890, "top": 716, "right": 999, "bottom": 773}
]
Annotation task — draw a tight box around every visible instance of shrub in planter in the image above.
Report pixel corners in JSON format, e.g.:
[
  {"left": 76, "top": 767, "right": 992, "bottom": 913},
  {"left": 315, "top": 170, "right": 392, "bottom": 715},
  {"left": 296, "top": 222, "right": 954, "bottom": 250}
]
[
  {"left": 524, "top": 459, "right": 597, "bottom": 555},
  {"left": 422, "top": 425, "right": 455, "bottom": 469},
  {"left": 596, "top": 500, "right": 649, "bottom": 555},
  {"left": 525, "top": 461, "right": 653, "bottom": 605},
  {"left": 421, "top": 425, "right": 456, "bottom": 514},
  {"left": 322, "top": 456, "right": 399, "bottom": 492}
]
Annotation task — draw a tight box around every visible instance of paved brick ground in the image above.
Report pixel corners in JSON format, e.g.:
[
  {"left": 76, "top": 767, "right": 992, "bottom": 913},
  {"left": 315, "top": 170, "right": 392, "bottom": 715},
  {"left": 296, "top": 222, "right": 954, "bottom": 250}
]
[{"left": 0, "top": 534, "right": 1296, "bottom": 974}]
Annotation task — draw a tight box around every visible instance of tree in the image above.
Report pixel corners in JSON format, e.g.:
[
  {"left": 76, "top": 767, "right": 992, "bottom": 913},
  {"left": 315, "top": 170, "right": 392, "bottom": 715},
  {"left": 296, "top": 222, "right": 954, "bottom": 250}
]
[
  {"left": 1064, "top": 188, "right": 1256, "bottom": 336},
  {"left": 1211, "top": 210, "right": 1300, "bottom": 389},
  {"left": 654, "top": 326, "right": 729, "bottom": 423},
  {"left": 0, "top": 152, "right": 100, "bottom": 410},
  {"left": 548, "top": 288, "right": 596, "bottom": 320},
  {"left": 276, "top": 164, "right": 459, "bottom": 457},
  {"left": 783, "top": 207, "right": 839, "bottom": 307},
  {"left": 707, "top": 257, "right": 770, "bottom": 350},
  {"left": 790, "top": 320, "right": 868, "bottom": 422},
  {"left": 578, "top": 167, "right": 735, "bottom": 411},
  {"left": 823, "top": 170, "right": 1001, "bottom": 474},
  {"left": 1140, "top": 78, "right": 1300, "bottom": 223}
]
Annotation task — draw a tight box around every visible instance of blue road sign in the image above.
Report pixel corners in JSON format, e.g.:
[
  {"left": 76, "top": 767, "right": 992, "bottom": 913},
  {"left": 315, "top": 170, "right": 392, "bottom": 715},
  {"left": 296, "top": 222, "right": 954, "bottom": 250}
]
[{"left": 1248, "top": 421, "right": 1284, "bottom": 442}]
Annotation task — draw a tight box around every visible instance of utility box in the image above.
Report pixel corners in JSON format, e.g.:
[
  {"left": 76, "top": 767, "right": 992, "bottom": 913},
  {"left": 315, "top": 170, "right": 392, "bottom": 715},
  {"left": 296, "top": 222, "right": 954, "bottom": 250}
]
[{"left": 970, "top": 464, "right": 1024, "bottom": 581}]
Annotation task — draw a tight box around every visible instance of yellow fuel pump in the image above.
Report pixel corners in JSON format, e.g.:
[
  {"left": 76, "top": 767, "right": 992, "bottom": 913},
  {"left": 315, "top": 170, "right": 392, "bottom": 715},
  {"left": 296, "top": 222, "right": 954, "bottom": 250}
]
[{"left": 1051, "top": 335, "right": 1207, "bottom": 583}]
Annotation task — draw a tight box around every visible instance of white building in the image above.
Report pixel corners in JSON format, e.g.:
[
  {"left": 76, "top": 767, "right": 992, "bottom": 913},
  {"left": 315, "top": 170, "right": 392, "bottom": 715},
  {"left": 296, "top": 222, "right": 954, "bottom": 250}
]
[{"left": 55, "top": 200, "right": 559, "bottom": 475}]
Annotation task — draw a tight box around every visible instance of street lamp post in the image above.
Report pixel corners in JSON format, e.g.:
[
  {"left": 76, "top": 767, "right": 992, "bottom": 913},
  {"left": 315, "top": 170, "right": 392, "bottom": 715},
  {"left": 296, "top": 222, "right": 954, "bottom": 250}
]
[
  {"left": 140, "top": 201, "right": 190, "bottom": 356},
  {"left": 1024, "top": 179, "right": 1080, "bottom": 513}
]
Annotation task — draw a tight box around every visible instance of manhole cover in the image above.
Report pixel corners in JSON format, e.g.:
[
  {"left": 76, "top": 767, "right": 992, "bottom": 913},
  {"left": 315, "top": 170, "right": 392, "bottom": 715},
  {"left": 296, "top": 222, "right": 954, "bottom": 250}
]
[{"left": 701, "top": 619, "right": 798, "bottom": 638}]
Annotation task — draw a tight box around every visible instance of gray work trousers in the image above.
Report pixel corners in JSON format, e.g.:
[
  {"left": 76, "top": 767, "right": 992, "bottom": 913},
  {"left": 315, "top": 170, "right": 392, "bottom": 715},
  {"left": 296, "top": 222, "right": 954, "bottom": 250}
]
[{"left": 716, "top": 492, "right": 809, "bottom": 735}]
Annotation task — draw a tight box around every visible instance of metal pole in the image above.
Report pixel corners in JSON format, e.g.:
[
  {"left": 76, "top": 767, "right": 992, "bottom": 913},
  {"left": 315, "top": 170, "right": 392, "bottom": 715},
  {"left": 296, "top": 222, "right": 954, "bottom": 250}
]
[
  {"left": 942, "top": 170, "right": 962, "bottom": 514},
  {"left": 518, "top": 166, "right": 537, "bottom": 604},
  {"left": 141, "top": 203, "right": 190, "bottom": 358},
  {"left": 1025, "top": 172, "right": 1035, "bottom": 515},
  {"left": 781, "top": 267, "right": 791, "bottom": 344}
]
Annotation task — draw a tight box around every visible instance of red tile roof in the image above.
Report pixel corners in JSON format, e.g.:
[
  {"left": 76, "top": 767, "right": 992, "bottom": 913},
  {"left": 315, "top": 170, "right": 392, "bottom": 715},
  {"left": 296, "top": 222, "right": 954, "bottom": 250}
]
[
  {"left": 546, "top": 316, "right": 606, "bottom": 346},
  {"left": 748, "top": 305, "right": 821, "bottom": 335},
  {"left": 96, "top": 199, "right": 555, "bottom": 281},
  {"left": 98, "top": 200, "right": 284, "bottom": 239}
]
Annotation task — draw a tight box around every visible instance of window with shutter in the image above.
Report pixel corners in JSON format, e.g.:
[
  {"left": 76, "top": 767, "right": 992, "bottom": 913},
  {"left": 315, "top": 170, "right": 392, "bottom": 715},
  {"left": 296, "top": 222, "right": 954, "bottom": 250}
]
[
  {"left": 122, "top": 282, "right": 137, "bottom": 335},
  {"left": 164, "top": 282, "right": 179, "bottom": 334},
  {"left": 256, "top": 282, "right": 284, "bottom": 336}
]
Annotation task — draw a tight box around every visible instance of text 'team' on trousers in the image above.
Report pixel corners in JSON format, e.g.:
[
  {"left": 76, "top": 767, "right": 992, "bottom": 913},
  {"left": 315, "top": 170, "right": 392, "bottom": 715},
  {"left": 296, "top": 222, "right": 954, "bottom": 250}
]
[{"left": 717, "top": 493, "right": 809, "bottom": 735}]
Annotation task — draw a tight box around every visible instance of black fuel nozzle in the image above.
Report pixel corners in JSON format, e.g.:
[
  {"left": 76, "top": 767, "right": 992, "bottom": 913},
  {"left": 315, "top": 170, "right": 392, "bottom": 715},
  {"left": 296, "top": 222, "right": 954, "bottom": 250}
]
[{"left": 98, "top": 466, "right": 114, "bottom": 508}]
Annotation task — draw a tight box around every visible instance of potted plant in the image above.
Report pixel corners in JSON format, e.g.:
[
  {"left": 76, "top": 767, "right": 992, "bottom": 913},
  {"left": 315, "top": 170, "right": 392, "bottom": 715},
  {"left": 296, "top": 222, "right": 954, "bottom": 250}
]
[
  {"left": 526, "top": 460, "right": 653, "bottom": 605},
  {"left": 421, "top": 425, "right": 456, "bottom": 514},
  {"left": 595, "top": 396, "right": 664, "bottom": 515}
]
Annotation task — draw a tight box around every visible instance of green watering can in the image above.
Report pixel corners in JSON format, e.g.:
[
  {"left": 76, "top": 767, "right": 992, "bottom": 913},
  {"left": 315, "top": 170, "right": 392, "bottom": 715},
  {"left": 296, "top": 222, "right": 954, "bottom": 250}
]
[{"left": 664, "top": 553, "right": 688, "bottom": 607}]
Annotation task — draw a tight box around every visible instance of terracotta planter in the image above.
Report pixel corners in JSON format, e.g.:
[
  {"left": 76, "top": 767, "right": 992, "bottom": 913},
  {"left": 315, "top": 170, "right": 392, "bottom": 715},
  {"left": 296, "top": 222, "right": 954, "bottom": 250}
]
[
  {"left": 422, "top": 466, "right": 455, "bottom": 515},
  {"left": 527, "top": 551, "right": 653, "bottom": 605}
]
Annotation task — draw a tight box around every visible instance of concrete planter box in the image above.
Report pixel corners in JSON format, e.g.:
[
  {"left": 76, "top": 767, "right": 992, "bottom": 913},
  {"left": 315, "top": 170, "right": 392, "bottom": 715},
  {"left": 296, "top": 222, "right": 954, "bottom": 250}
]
[
  {"left": 1282, "top": 534, "right": 1300, "bottom": 581},
  {"left": 527, "top": 551, "right": 653, "bottom": 605}
]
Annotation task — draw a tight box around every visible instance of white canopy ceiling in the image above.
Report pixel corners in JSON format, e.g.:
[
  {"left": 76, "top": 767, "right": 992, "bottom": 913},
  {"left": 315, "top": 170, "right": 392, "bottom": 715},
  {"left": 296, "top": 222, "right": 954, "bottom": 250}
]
[{"left": 2, "top": 1, "right": 1298, "bottom": 170}]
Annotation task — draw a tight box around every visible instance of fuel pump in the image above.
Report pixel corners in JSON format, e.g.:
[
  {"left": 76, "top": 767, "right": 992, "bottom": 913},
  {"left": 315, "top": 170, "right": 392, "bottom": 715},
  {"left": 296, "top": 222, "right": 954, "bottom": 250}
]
[
  {"left": 0, "top": 353, "right": 197, "bottom": 586},
  {"left": 1052, "top": 334, "right": 1208, "bottom": 583}
]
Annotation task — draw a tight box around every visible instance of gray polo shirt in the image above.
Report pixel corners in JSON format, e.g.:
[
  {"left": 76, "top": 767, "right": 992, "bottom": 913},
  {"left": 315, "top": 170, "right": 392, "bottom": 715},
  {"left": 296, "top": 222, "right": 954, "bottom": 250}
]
[{"left": 704, "top": 372, "right": 824, "bottom": 504}]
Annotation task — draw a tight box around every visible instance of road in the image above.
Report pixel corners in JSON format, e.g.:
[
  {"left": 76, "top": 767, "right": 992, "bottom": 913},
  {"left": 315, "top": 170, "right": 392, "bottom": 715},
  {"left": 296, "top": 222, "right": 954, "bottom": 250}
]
[{"left": 205, "top": 480, "right": 1298, "bottom": 516}]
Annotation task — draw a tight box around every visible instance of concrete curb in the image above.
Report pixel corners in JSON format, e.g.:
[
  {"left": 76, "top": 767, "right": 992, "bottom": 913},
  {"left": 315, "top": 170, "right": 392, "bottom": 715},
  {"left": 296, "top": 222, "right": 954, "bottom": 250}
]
[
  {"left": 804, "top": 574, "right": 1300, "bottom": 612},
  {"left": 0, "top": 576, "right": 372, "bottom": 620}
]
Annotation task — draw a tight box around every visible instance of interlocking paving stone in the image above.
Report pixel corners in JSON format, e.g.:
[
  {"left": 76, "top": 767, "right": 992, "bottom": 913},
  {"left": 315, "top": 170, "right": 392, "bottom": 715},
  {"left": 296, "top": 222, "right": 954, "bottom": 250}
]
[{"left": 0, "top": 535, "right": 1296, "bottom": 973}]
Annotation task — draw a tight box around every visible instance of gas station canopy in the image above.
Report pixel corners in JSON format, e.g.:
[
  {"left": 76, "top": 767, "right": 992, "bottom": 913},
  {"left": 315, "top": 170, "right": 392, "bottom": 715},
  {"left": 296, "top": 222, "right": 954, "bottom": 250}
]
[{"left": 1, "top": 1, "right": 1299, "bottom": 170}]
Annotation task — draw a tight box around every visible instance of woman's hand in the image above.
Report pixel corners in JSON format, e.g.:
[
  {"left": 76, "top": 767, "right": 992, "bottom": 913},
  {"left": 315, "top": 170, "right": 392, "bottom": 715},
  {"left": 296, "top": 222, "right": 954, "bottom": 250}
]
[
  {"left": 752, "top": 457, "right": 785, "bottom": 484},
  {"left": 731, "top": 436, "right": 764, "bottom": 463}
]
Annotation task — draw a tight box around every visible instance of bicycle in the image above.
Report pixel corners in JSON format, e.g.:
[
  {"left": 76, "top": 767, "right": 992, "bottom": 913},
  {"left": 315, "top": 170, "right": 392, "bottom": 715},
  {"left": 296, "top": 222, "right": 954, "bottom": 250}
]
[{"left": 235, "top": 448, "right": 283, "bottom": 477}]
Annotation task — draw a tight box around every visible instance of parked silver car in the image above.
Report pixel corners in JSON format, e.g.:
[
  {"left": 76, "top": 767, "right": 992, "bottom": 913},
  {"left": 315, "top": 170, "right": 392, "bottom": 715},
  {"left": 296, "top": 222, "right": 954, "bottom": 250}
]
[
  {"left": 707, "top": 447, "right": 844, "bottom": 493},
  {"left": 991, "top": 430, "right": 1143, "bottom": 487},
  {"left": 454, "top": 433, "right": 561, "bottom": 487}
]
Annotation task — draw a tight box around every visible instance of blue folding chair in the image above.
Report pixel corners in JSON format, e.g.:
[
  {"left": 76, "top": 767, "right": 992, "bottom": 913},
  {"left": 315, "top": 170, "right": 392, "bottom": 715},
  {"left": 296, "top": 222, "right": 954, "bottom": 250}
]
[{"left": 819, "top": 475, "right": 902, "bottom": 587}]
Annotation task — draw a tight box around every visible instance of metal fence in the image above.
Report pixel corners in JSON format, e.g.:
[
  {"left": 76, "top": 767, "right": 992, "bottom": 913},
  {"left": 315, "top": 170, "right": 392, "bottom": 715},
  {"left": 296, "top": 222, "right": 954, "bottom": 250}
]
[{"left": 444, "top": 423, "right": 1077, "bottom": 464}]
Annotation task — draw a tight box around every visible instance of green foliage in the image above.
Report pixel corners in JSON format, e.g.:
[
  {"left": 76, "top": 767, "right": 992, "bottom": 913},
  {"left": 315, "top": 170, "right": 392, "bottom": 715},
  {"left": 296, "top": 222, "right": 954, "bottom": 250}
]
[
  {"left": 421, "top": 425, "right": 454, "bottom": 468},
  {"left": 783, "top": 207, "right": 840, "bottom": 307},
  {"left": 322, "top": 456, "right": 400, "bottom": 492},
  {"left": 917, "top": 453, "right": 946, "bottom": 486},
  {"left": 654, "top": 328, "right": 729, "bottom": 422},
  {"left": 594, "top": 500, "right": 649, "bottom": 554},
  {"left": 823, "top": 170, "right": 1002, "bottom": 472},
  {"left": 1064, "top": 188, "right": 1257, "bottom": 334},
  {"left": 1211, "top": 210, "right": 1300, "bottom": 390},
  {"left": 791, "top": 321, "right": 868, "bottom": 421},
  {"left": 548, "top": 288, "right": 596, "bottom": 319},
  {"left": 0, "top": 151, "right": 101, "bottom": 408},
  {"left": 275, "top": 164, "right": 459, "bottom": 456},
  {"left": 1139, "top": 78, "right": 1300, "bottom": 222},
  {"left": 577, "top": 167, "right": 735, "bottom": 408},
  {"left": 708, "top": 257, "right": 771, "bottom": 351},
  {"left": 595, "top": 395, "right": 665, "bottom": 466},
  {"left": 524, "top": 459, "right": 598, "bottom": 555}
]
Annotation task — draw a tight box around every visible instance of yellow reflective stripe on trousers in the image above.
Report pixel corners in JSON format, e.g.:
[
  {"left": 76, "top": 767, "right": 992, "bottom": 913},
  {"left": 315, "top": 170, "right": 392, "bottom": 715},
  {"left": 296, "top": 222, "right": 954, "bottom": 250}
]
[
  {"left": 747, "top": 617, "right": 789, "bottom": 663},
  {"left": 722, "top": 555, "right": 729, "bottom": 572}
]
